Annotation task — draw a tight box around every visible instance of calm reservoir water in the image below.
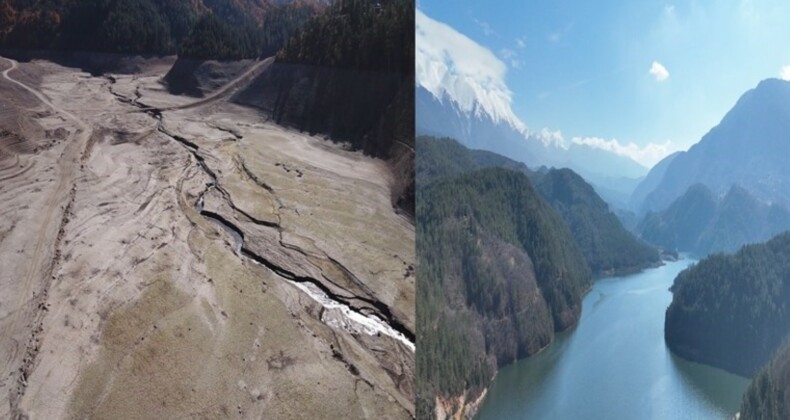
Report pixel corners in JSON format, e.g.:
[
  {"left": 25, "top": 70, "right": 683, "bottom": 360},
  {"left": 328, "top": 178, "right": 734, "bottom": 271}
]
[{"left": 476, "top": 258, "right": 750, "bottom": 420}]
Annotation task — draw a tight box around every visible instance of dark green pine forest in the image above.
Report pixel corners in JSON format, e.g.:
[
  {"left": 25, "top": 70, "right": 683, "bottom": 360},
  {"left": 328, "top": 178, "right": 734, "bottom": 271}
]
[
  {"left": 665, "top": 231, "right": 790, "bottom": 377},
  {"left": 531, "top": 168, "right": 660, "bottom": 275},
  {"left": 178, "top": 4, "right": 315, "bottom": 60},
  {"left": 0, "top": 0, "right": 318, "bottom": 59},
  {"left": 417, "top": 136, "right": 660, "bottom": 276},
  {"left": 233, "top": 0, "right": 415, "bottom": 213},
  {"left": 739, "top": 343, "right": 790, "bottom": 420},
  {"left": 248, "top": 0, "right": 414, "bottom": 156},
  {"left": 416, "top": 166, "right": 592, "bottom": 418}
]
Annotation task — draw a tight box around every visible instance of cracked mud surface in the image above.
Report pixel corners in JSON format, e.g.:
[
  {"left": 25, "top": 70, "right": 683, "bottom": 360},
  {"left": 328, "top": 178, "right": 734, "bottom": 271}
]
[{"left": 0, "top": 57, "right": 414, "bottom": 419}]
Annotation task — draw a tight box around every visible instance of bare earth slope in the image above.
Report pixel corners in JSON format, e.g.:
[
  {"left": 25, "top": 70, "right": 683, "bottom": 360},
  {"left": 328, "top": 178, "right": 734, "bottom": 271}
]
[{"left": 0, "top": 56, "right": 414, "bottom": 419}]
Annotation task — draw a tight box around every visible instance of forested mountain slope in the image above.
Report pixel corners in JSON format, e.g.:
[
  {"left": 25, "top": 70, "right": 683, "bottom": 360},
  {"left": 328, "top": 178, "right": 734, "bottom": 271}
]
[
  {"left": 417, "top": 136, "right": 660, "bottom": 275},
  {"left": 233, "top": 0, "right": 415, "bottom": 213},
  {"left": 639, "top": 183, "right": 790, "bottom": 256},
  {"left": 665, "top": 232, "right": 790, "bottom": 376},
  {"left": 416, "top": 166, "right": 591, "bottom": 418},
  {"left": 739, "top": 344, "right": 790, "bottom": 420},
  {"left": 637, "top": 78, "right": 790, "bottom": 213}
]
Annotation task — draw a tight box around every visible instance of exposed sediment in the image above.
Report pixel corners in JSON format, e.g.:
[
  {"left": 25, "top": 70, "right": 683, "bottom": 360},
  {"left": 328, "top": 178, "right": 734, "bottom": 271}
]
[{"left": 0, "top": 56, "right": 414, "bottom": 419}]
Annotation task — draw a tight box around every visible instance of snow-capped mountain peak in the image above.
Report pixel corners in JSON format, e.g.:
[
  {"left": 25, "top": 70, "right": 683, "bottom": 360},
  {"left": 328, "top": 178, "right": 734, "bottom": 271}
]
[{"left": 416, "top": 9, "right": 527, "bottom": 133}]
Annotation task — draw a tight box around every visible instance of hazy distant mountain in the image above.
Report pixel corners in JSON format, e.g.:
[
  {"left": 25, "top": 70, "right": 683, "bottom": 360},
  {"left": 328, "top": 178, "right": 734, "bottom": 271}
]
[
  {"left": 638, "top": 183, "right": 790, "bottom": 256},
  {"left": 629, "top": 151, "right": 681, "bottom": 213},
  {"left": 415, "top": 87, "right": 648, "bottom": 198},
  {"left": 638, "top": 184, "right": 718, "bottom": 253},
  {"left": 417, "top": 137, "right": 660, "bottom": 276},
  {"left": 562, "top": 143, "right": 648, "bottom": 180},
  {"left": 636, "top": 78, "right": 790, "bottom": 213},
  {"left": 415, "top": 86, "right": 549, "bottom": 167}
]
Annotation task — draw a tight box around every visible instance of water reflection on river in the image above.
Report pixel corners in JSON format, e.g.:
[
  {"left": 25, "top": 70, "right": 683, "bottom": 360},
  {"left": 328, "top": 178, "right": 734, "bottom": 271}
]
[{"left": 475, "top": 258, "right": 750, "bottom": 420}]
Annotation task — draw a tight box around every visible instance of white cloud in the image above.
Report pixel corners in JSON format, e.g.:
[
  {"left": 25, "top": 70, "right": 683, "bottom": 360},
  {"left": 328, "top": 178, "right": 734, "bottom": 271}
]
[
  {"left": 500, "top": 48, "right": 523, "bottom": 69},
  {"left": 474, "top": 19, "right": 497, "bottom": 37},
  {"left": 649, "top": 61, "right": 670, "bottom": 81},
  {"left": 516, "top": 37, "right": 527, "bottom": 49},
  {"left": 536, "top": 128, "right": 567, "bottom": 149},
  {"left": 781, "top": 65, "right": 790, "bottom": 81},
  {"left": 571, "top": 137, "right": 679, "bottom": 167},
  {"left": 416, "top": 9, "right": 526, "bottom": 131}
]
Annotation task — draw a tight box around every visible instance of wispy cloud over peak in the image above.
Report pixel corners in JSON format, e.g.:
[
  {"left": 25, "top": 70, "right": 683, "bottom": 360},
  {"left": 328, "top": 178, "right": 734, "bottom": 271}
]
[
  {"left": 415, "top": 9, "right": 527, "bottom": 132},
  {"left": 536, "top": 128, "right": 567, "bottom": 149},
  {"left": 571, "top": 137, "right": 679, "bottom": 167},
  {"left": 781, "top": 65, "right": 790, "bottom": 81}
]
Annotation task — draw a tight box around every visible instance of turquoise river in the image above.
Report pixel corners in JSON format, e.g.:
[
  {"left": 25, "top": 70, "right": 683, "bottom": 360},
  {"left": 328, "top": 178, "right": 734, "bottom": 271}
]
[{"left": 475, "top": 258, "right": 750, "bottom": 420}]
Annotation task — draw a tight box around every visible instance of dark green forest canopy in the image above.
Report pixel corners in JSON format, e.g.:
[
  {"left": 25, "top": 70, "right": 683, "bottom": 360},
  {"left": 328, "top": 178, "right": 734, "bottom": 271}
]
[
  {"left": 235, "top": 0, "right": 414, "bottom": 158},
  {"left": 740, "top": 343, "right": 790, "bottom": 420},
  {"left": 179, "top": 3, "right": 315, "bottom": 60},
  {"left": 417, "top": 136, "right": 660, "bottom": 276},
  {"left": 277, "top": 0, "right": 413, "bottom": 75},
  {"left": 416, "top": 166, "right": 591, "bottom": 418},
  {"left": 665, "top": 231, "right": 790, "bottom": 377},
  {"left": 0, "top": 0, "right": 318, "bottom": 59}
]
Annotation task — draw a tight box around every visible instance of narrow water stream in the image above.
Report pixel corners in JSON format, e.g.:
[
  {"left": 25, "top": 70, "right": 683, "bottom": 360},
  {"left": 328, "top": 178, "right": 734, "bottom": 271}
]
[{"left": 156, "top": 115, "right": 415, "bottom": 351}]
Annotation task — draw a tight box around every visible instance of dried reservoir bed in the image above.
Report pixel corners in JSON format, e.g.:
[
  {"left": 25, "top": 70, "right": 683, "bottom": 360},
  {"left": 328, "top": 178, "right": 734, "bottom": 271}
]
[{"left": 0, "top": 56, "right": 415, "bottom": 419}]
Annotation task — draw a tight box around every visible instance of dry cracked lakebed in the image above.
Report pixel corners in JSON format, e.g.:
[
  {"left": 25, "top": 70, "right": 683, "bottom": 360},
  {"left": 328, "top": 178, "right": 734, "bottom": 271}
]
[{"left": 0, "top": 56, "right": 415, "bottom": 419}]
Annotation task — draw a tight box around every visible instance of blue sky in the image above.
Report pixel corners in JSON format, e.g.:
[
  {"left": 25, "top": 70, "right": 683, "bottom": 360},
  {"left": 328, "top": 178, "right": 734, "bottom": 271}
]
[{"left": 417, "top": 0, "right": 790, "bottom": 167}]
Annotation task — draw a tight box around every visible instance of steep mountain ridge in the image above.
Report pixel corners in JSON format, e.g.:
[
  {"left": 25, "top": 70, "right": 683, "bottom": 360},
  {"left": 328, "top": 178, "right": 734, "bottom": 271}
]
[
  {"left": 417, "top": 137, "right": 660, "bottom": 276},
  {"left": 629, "top": 151, "right": 681, "bottom": 212},
  {"left": 639, "top": 183, "right": 790, "bottom": 256},
  {"left": 414, "top": 10, "right": 648, "bottom": 204},
  {"left": 416, "top": 166, "right": 591, "bottom": 419},
  {"left": 637, "top": 78, "right": 790, "bottom": 213}
]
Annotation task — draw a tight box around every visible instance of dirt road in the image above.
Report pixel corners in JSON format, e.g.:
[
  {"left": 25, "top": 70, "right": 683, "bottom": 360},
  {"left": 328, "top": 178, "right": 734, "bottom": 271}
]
[{"left": 1, "top": 57, "right": 91, "bottom": 416}]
